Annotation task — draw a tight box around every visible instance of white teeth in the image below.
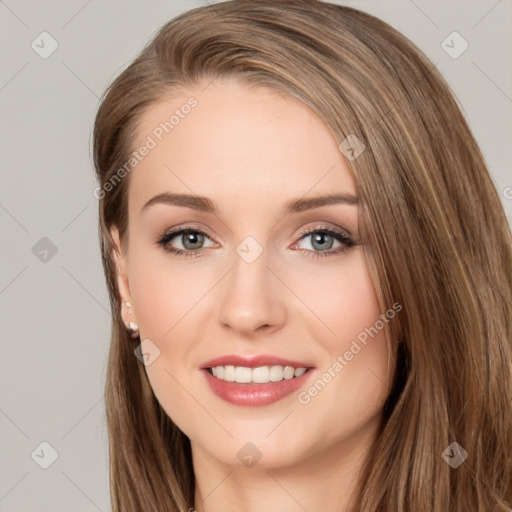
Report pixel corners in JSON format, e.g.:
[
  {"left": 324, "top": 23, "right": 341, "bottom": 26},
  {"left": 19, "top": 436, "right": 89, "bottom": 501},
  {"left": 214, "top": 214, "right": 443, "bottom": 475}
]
[
  {"left": 223, "top": 365, "right": 235, "bottom": 382},
  {"left": 234, "top": 366, "right": 252, "bottom": 383},
  {"left": 269, "top": 365, "right": 284, "bottom": 381},
  {"left": 209, "top": 365, "right": 309, "bottom": 383},
  {"left": 252, "top": 366, "right": 270, "bottom": 383},
  {"left": 283, "top": 366, "right": 295, "bottom": 379},
  {"left": 294, "top": 367, "right": 307, "bottom": 377}
]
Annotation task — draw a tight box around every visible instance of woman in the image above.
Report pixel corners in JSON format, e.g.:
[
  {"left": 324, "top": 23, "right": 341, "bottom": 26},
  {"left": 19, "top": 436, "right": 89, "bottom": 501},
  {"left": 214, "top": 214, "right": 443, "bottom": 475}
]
[{"left": 92, "top": 0, "right": 512, "bottom": 510}]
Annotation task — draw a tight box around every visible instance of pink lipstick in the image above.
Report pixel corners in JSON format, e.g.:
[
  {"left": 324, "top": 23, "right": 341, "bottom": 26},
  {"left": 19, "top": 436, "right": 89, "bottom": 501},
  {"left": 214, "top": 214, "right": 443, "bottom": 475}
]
[{"left": 200, "top": 354, "right": 315, "bottom": 407}]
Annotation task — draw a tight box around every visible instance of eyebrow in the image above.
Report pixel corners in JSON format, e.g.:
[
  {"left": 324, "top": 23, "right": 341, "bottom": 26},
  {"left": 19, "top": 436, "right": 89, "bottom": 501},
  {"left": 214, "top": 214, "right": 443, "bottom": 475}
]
[{"left": 141, "top": 191, "right": 359, "bottom": 216}]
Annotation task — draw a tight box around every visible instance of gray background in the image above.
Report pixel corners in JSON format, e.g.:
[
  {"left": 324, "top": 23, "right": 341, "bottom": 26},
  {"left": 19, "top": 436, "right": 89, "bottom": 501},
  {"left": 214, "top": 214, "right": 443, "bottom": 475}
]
[{"left": 0, "top": 0, "right": 510, "bottom": 510}]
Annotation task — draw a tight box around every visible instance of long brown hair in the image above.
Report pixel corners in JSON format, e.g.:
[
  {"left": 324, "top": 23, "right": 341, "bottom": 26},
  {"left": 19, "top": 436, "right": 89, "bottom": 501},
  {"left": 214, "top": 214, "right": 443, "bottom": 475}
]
[{"left": 92, "top": 1, "right": 512, "bottom": 510}]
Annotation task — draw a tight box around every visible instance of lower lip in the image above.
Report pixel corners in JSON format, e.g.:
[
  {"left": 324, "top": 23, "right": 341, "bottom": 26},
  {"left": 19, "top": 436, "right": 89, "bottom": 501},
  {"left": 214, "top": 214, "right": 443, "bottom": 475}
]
[{"left": 202, "top": 368, "right": 314, "bottom": 407}]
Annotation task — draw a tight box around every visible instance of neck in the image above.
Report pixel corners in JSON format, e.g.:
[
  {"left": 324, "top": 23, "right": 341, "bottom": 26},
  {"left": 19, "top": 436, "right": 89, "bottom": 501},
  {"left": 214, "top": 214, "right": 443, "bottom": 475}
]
[{"left": 191, "top": 422, "right": 378, "bottom": 512}]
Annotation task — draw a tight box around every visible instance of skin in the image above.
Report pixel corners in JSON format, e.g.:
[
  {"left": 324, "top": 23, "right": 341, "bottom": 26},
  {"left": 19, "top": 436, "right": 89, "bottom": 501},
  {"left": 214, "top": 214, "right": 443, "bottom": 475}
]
[{"left": 111, "top": 79, "right": 393, "bottom": 512}]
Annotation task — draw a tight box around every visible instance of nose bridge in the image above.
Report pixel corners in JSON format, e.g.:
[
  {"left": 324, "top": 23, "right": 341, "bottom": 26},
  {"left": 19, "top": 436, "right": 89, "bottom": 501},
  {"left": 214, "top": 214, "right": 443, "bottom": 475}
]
[{"left": 217, "top": 236, "right": 285, "bottom": 335}]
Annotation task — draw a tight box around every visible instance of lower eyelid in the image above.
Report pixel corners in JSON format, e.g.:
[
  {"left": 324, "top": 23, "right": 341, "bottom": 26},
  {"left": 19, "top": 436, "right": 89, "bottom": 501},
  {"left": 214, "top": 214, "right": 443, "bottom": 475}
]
[{"left": 158, "top": 227, "right": 354, "bottom": 254}]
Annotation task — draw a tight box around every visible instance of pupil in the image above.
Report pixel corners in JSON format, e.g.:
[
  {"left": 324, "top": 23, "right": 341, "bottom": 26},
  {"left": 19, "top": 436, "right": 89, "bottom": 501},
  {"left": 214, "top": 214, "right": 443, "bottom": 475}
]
[
  {"left": 184, "top": 231, "right": 203, "bottom": 249},
  {"left": 312, "top": 233, "right": 333, "bottom": 251}
]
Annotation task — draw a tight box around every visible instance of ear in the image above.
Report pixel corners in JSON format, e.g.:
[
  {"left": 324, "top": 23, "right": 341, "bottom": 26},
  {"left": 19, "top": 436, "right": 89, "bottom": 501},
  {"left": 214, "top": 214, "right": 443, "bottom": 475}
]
[{"left": 110, "top": 225, "right": 138, "bottom": 328}]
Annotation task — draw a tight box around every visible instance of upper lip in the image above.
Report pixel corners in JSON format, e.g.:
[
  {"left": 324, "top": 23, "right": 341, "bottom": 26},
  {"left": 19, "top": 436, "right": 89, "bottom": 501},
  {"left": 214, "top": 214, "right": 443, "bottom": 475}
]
[{"left": 200, "top": 354, "right": 315, "bottom": 369}]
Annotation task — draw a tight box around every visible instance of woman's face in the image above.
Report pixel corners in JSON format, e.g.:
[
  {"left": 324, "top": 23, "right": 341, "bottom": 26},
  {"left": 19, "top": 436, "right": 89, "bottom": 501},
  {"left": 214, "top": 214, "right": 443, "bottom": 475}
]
[{"left": 111, "top": 79, "right": 393, "bottom": 469}]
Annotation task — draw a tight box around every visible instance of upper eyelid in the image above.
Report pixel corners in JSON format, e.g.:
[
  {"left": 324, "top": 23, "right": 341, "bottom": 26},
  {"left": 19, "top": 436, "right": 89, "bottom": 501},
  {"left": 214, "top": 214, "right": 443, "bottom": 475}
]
[
  {"left": 160, "top": 224, "right": 352, "bottom": 245},
  {"left": 161, "top": 225, "right": 218, "bottom": 244},
  {"left": 298, "top": 224, "right": 352, "bottom": 238}
]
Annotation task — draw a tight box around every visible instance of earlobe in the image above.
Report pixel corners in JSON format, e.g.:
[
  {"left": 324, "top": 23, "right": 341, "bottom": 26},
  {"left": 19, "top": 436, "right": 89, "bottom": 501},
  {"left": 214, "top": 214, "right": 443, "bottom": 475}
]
[
  {"left": 124, "top": 300, "right": 140, "bottom": 338},
  {"left": 110, "top": 226, "right": 140, "bottom": 337}
]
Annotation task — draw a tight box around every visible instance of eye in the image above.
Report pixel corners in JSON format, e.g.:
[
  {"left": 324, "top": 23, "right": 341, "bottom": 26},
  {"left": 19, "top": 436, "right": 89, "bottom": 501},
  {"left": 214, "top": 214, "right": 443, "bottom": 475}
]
[
  {"left": 156, "top": 225, "right": 357, "bottom": 259},
  {"left": 292, "top": 226, "right": 356, "bottom": 259},
  {"left": 157, "top": 226, "right": 216, "bottom": 258}
]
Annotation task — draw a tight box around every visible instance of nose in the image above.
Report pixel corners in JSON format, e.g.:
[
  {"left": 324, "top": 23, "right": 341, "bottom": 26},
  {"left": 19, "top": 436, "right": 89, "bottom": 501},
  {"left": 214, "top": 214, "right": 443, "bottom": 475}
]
[{"left": 217, "top": 247, "right": 286, "bottom": 338}]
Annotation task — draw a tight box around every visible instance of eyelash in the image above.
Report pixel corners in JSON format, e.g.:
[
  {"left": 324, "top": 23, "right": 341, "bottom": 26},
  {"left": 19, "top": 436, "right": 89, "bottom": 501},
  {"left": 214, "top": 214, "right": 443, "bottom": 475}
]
[{"left": 156, "top": 225, "right": 356, "bottom": 260}]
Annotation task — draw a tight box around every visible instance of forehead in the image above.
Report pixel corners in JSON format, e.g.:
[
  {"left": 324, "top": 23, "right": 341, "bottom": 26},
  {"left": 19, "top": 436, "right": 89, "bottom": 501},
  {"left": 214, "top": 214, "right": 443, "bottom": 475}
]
[{"left": 128, "top": 79, "right": 356, "bottom": 214}]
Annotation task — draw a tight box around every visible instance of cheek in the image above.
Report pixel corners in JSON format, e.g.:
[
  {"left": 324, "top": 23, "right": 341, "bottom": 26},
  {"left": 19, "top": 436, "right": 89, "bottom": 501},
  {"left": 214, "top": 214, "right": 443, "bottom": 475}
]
[
  {"left": 295, "top": 253, "right": 390, "bottom": 410},
  {"left": 127, "top": 246, "right": 203, "bottom": 340},
  {"left": 126, "top": 248, "right": 204, "bottom": 431},
  {"left": 297, "top": 251, "right": 382, "bottom": 343},
  {"left": 329, "top": 256, "right": 388, "bottom": 377}
]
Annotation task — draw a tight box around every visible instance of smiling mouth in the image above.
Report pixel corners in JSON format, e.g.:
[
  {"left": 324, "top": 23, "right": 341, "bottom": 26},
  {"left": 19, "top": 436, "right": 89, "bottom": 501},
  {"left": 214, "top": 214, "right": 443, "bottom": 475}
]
[{"left": 206, "top": 364, "right": 312, "bottom": 384}]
